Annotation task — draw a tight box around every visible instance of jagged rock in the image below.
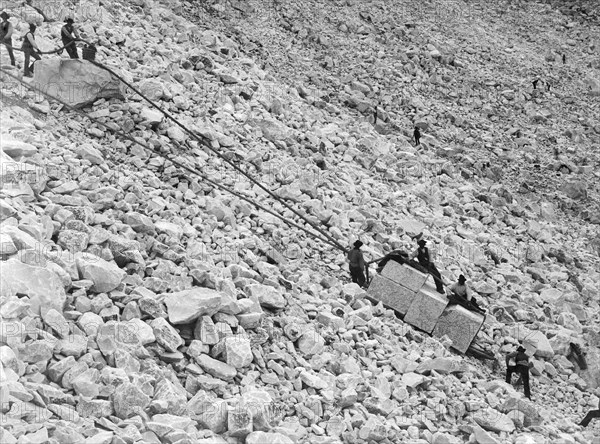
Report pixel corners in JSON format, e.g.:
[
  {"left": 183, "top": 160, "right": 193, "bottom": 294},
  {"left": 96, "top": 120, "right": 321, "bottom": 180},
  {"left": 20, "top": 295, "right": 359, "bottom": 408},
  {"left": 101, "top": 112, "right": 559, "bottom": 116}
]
[
  {"left": 112, "top": 383, "right": 151, "bottom": 419},
  {"left": 296, "top": 330, "right": 325, "bottom": 356},
  {"left": 246, "top": 431, "right": 294, "bottom": 444},
  {"left": 1, "top": 259, "right": 66, "bottom": 316},
  {"left": 224, "top": 336, "right": 253, "bottom": 368},
  {"left": 246, "top": 284, "right": 286, "bottom": 310},
  {"left": 33, "top": 59, "right": 125, "bottom": 108},
  {"left": 150, "top": 317, "right": 183, "bottom": 352},
  {"left": 473, "top": 408, "right": 515, "bottom": 433},
  {"left": 163, "top": 288, "right": 223, "bottom": 324},
  {"left": 195, "top": 354, "right": 237, "bottom": 381},
  {"left": 75, "top": 252, "right": 126, "bottom": 293}
]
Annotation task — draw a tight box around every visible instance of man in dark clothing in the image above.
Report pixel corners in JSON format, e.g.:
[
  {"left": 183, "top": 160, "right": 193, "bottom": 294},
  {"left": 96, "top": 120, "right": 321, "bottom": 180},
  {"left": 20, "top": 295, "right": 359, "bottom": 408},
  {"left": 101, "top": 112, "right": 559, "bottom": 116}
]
[
  {"left": 348, "top": 240, "right": 366, "bottom": 288},
  {"left": 22, "top": 23, "right": 40, "bottom": 77},
  {"left": 61, "top": 18, "right": 79, "bottom": 59},
  {"left": 532, "top": 78, "right": 540, "bottom": 89},
  {"left": 579, "top": 404, "right": 600, "bottom": 427},
  {"left": 506, "top": 345, "right": 531, "bottom": 399},
  {"left": 0, "top": 11, "right": 15, "bottom": 66},
  {"left": 410, "top": 239, "right": 444, "bottom": 294},
  {"left": 447, "top": 275, "right": 485, "bottom": 314},
  {"left": 413, "top": 127, "right": 421, "bottom": 146},
  {"left": 562, "top": 53, "right": 566, "bottom": 64}
]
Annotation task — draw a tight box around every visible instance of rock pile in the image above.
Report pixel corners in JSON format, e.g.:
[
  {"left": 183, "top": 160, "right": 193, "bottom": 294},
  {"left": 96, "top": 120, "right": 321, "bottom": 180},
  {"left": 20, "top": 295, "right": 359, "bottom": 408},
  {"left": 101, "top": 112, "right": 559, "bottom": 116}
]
[{"left": 0, "top": 0, "right": 599, "bottom": 443}]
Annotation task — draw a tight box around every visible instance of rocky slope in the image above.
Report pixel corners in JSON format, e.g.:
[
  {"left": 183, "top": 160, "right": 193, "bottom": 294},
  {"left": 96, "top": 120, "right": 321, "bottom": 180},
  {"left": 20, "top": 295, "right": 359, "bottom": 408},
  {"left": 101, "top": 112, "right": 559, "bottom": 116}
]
[{"left": 0, "top": 0, "right": 599, "bottom": 443}]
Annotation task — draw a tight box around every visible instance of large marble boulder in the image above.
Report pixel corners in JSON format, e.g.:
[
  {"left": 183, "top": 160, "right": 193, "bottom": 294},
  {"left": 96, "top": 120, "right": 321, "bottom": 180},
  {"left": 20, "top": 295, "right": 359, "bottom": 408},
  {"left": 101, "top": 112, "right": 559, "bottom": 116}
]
[
  {"left": 381, "top": 261, "right": 428, "bottom": 292},
  {"left": 432, "top": 304, "right": 485, "bottom": 353},
  {"left": 33, "top": 59, "right": 125, "bottom": 108},
  {"left": 367, "top": 274, "right": 416, "bottom": 316},
  {"left": 404, "top": 284, "right": 448, "bottom": 334}
]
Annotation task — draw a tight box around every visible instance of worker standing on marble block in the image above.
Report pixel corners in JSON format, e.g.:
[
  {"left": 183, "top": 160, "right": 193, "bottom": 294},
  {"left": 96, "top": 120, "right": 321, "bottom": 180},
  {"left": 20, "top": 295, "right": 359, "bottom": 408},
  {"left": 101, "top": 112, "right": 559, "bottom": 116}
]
[
  {"left": 447, "top": 275, "right": 485, "bottom": 314},
  {"left": 505, "top": 345, "right": 532, "bottom": 399},
  {"left": 347, "top": 240, "right": 366, "bottom": 288},
  {"left": 409, "top": 239, "right": 445, "bottom": 294}
]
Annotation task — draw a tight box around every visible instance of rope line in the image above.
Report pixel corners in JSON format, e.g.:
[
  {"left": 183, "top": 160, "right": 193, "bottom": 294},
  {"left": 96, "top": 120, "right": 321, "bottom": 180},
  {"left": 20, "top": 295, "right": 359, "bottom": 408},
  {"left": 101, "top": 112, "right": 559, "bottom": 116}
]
[
  {"left": 0, "top": 67, "right": 346, "bottom": 254},
  {"left": 2, "top": 37, "right": 348, "bottom": 253}
]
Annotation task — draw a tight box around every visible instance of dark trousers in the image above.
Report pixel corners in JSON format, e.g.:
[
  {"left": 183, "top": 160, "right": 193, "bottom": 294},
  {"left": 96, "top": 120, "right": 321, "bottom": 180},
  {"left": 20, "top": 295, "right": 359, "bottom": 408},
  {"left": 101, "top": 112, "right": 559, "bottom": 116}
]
[
  {"left": 2, "top": 38, "right": 15, "bottom": 65},
  {"left": 580, "top": 409, "right": 600, "bottom": 427},
  {"left": 427, "top": 263, "right": 444, "bottom": 292},
  {"left": 448, "top": 292, "right": 483, "bottom": 312},
  {"left": 63, "top": 39, "right": 78, "bottom": 59},
  {"left": 350, "top": 265, "right": 366, "bottom": 287},
  {"left": 506, "top": 365, "right": 531, "bottom": 398},
  {"left": 415, "top": 135, "right": 420, "bottom": 145},
  {"left": 23, "top": 46, "right": 40, "bottom": 76}
]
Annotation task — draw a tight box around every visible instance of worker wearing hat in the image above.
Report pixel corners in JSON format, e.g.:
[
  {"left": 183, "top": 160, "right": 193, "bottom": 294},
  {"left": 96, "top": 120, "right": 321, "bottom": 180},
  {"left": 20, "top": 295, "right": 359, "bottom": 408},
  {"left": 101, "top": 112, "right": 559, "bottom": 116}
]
[
  {"left": 447, "top": 274, "right": 485, "bottom": 314},
  {"left": 0, "top": 11, "right": 15, "bottom": 66},
  {"left": 410, "top": 239, "right": 445, "bottom": 293},
  {"left": 347, "top": 240, "right": 366, "bottom": 288},
  {"left": 61, "top": 17, "right": 79, "bottom": 59},
  {"left": 505, "top": 345, "right": 531, "bottom": 399}
]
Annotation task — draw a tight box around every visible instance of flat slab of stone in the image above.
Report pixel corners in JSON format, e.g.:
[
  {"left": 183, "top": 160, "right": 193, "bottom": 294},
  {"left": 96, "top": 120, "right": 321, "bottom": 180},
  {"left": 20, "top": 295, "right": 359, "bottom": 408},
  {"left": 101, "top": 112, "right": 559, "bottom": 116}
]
[
  {"left": 404, "top": 284, "right": 448, "bottom": 334},
  {"left": 367, "top": 274, "right": 416, "bottom": 316},
  {"left": 432, "top": 304, "right": 484, "bottom": 353},
  {"left": 381, "top": 261, "right": 428, "bottom": 292}
]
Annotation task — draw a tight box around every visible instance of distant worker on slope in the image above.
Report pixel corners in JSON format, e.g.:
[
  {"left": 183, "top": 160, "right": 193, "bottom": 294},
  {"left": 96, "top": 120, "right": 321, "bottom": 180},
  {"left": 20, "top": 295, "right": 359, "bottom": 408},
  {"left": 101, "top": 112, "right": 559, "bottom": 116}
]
[
  {"left": 410, "top": 239, "right": 444, "bottom": 294},
  {"left": 413, "top": 126, "right": 421, "bottom": 146},
  {"left": 505, "top": 345, "right": 532, "bottom": 399},
  {"left": 0, "top": 11, "right": 15, "bottom": 66},
  {"left": 348, "top": 240, "right": 366, "bottom": 288},
  {"left": 61, "top": 17, "right": 80, "bottom": 59},
  {"left": 22, "top": 23, "right": 41, "bottom": 78},
  {"left": 532, "top": 78, "right": 540, "bottom": 90},
  {"left": 447, "top": 274, "right": 485, "bottom": 314}
]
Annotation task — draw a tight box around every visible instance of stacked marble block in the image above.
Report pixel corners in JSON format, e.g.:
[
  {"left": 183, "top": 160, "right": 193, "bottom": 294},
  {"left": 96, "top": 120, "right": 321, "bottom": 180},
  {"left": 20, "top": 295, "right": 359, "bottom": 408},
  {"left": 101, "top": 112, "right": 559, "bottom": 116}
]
[
  {"left": 432, "top": 304, "right": 485, "bottom": 353},
  {"left": 367, "top": 261, "right": 484, "bottom": 353}
]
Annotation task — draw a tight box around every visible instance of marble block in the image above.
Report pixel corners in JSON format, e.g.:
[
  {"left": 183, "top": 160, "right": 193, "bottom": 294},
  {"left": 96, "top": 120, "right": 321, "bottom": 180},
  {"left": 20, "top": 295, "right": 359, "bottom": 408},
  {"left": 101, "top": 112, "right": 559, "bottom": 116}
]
[
  {"left": 367, "top": 274, "right": 416, "bottom": 316},
  {"left": 404, "top": 285, "right": 448, "bottom": 334},
  {"left": 381, "top": 261, "right": 428, "bottom": 292},
  {"left": 432, "top": 304, "right": 485, "bottom": 353}
]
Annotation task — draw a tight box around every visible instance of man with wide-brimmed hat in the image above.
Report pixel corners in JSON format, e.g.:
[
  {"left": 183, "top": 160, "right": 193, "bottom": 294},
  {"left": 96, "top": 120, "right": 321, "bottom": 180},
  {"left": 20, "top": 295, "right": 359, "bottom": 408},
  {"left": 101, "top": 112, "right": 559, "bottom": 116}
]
[
  {"left": 0, "top": 11, "right": 15, "bottom": 66},
  {"left": 61, "top": 17, "right": 79, "bottom": 59},
  {"left": 410, "top": 239, "right": 445, "bottom": 294},
  {"left": 447, "top": 274, "right": 485, "bottom": 314},
  {"left": 505, "top": 345, "right": 531, "bottom": 399},
  {"left": 347, "top": 240, "right": 366, "bottom": 288}
]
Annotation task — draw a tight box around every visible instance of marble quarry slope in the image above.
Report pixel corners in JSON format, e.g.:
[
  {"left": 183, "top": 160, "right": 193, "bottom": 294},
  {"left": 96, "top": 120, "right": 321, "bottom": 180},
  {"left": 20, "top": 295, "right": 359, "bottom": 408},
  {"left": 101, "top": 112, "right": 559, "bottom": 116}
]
[{"left": 0, "top": 0, "right": 599, "bottom": 443}]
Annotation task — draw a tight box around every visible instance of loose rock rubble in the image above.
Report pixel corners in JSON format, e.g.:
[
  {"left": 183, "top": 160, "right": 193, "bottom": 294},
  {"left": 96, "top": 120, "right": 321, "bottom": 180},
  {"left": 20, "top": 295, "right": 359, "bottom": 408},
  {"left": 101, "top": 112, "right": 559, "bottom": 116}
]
[{"left": 0, "top": 0, "right": 599, "bottom": 443}]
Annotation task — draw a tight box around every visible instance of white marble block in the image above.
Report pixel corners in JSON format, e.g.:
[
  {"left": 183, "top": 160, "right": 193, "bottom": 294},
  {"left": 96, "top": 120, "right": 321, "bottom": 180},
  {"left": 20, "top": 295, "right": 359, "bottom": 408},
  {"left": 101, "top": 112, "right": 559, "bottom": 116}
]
[
  {"left": 367, "top": 274, "right": 416, "bottom": 316},
  {"left": 404, "top": 285, "right": 448, "bottom": 334},
  {"left": 432, "top": 304, "right": 485, "bottom": 353},
  {"left": 381, "top": 261, "right": 428, "bottom": 292}
]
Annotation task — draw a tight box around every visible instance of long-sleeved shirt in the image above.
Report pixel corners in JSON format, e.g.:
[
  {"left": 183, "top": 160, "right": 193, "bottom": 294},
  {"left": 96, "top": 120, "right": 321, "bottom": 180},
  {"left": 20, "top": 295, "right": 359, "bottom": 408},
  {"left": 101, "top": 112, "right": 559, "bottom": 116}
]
[
  {"left": 347, "top": 248, "right": 365, "bottom": 269},
  {"left": 506, "top": 351, "right": 529, "bottom": 366},
  {"left": 410, "top": 246, "right": 431, "bottom": 266},
  {"left": 449, "top": 282, "right": 472, "bottom": 301}
]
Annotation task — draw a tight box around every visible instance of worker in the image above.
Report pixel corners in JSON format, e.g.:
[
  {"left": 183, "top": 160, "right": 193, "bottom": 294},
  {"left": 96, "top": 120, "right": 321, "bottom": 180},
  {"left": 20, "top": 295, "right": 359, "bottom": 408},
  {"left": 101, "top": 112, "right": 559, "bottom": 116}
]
[
  {"left": 532, "top": 78, "right": 540, "bottom": 89},
  {"left": 22, "top": 23, "right": 41, "bottom": 78},
  {"left": 505, "top": 345, "right": 531, "bottom": 399},
  {"left": 410, "top": 239, "right": 444, "bottom": 294},
  {"left": 413, "top": 126, "right": 421, "bottom": 146},
  {"left": 61, "top": 17, "right": 79, "bottom": 59},
  {"left": 348, "top": 240, "right": 366, "bottom": 288},
  {"left": 447, "top": 275, "right": 485, "bottom": 314},
  {"left": 0, "top": 11, "right": 15, "bottom": 66}
]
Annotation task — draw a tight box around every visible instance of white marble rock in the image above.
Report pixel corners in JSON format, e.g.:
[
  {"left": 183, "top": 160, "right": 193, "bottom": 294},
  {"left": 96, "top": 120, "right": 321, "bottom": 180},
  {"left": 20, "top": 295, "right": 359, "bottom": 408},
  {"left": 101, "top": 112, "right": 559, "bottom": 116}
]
[
  {"left": 367, "top": 274, "right": 417, "bottom": 316},
  {"left": 404, "top": 284, "right": 448, "bottom": 334},
  {"left": 381, "top": 261, "right": 428, "bottom": 292},
  {"left": 432, "top": 304, "right": 484, "bottom": 353}
]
